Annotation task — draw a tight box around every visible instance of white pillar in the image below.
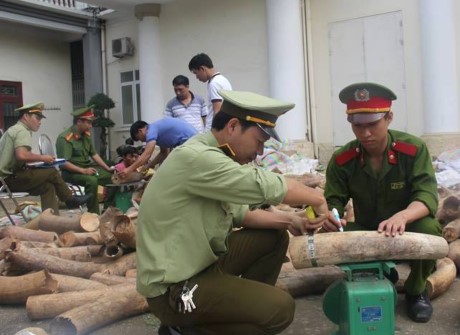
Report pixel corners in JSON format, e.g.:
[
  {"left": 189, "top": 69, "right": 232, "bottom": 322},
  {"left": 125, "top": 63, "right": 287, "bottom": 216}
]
[
  {"left": 266, "top": 0, "right": 307, "bottom": 141},
  {"left": 420, "top": 0, "right": 460, "bottom": 133},
  {"left": 135, "top": 4, "right": 163, "bottom": 123}
]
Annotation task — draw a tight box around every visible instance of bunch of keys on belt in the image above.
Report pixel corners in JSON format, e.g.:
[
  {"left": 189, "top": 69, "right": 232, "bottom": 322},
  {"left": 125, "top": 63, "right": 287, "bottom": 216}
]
[{"left": 177, "top": 281, "right": 198, "bottom": 313}]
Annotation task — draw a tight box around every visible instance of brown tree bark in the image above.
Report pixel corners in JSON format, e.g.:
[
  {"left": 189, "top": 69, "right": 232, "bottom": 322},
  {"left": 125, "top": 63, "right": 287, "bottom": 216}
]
[
  {"left": 447, "top": 239, "right": 460, "bottom": 271},
  {"left": 427, "top": 257, "right": 456, "bottom": 300},
  {"left": 437, "top": 194, "right": 460, "bottom": 225},
  {"left": 37, "top": 209, "right": 83, "bottom": 234},
  {"left": 89, "top": 272, "right": 136, "bottom": 285},
  {"left": 289, "top": 231, "right": 449, "bottom": 269},
  {"left": 0, "top": 226, "right": 58, "bottom": 243},
  {"left": 49, "top": 273, "right": 108, "bottom": 292},
  {"left": 0, "top": 270, "right": 58, "bottom": 304},
  {"left": 26, "top": 284, "right": 132, "bottom": 320},
  {"left": 111, "top": 215, "right": 136, "bottom": 249},
  {"left": 442, "top": 219, "right": 460, "bottom": 242},
  {"left": 0, "top": 237, "right": 13, "bottom": 260},
  {"left": 49, "top": 285, "right": 148, "bottom": 335},
  {"left": 58, "top": 231, "right": 102, "bottom": 247},
  {"left": 276, "top": 262, "right": 344, "bottom": 297},
  {"left": 30, "top": 246, "right": 92, "bottom": 262}
]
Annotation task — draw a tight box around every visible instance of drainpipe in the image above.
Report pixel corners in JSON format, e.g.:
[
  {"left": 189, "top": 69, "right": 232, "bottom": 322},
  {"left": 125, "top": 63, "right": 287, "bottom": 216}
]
[
  {"left": 301, "top": 0, "right": 319, "bottom": 158},
  {"left": 100, "top": 20, "right": 111, "bottom": 160}
]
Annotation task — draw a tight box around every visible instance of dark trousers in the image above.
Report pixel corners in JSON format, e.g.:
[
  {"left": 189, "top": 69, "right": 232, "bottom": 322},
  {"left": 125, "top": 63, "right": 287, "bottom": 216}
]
[
  {"left": 345, "top": 216, "right": 442, "bottom": 295},
  {"left": 62, "top": 168, "right": 112, "bottom": 214},
  {"left": 5, "top": 168, "right": 72, "bottom": 214},
  {"left": 147, "top": 229, "right": 295, "bottom": 335}
]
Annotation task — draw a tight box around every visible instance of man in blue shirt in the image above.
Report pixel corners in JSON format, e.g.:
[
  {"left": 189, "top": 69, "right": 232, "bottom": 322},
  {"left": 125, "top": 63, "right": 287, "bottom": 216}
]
[{"left": 118, "top": 118, "right": 197, "bottom": 178}]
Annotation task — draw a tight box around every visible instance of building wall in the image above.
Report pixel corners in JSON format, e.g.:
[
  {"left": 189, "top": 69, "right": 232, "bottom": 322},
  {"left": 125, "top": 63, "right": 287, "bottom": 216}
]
[
  {"left": 0, "top": 26, "right": 73, "bottom": 153},
  {"left": 309, "top": 0, "right": 460, "bottom": 161},
  {"left": 106, "top": 0, "right": 269, "bottom": 153}
]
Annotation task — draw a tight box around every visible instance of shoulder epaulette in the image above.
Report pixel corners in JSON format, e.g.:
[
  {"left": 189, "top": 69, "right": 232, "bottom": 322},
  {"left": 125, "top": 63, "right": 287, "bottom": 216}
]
[
  {"left": 65, "top": 132, "right": 73, "bottom": 142},
  {"left": 391, "top": 141, "right": 417, "bottom": 157},
  {"left": 335, "top": 147, "right": 360, "bottom": 166}
]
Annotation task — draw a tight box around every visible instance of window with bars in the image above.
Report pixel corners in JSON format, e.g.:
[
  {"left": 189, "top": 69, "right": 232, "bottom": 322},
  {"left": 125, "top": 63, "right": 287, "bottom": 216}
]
[{"left": 120, "top": 70, "right": 141, "bottom": 125}]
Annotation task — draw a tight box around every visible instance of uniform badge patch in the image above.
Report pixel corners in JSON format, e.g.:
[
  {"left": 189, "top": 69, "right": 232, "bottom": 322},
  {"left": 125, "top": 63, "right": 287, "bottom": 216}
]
[
  {"left": 354, "top": 88, "right": 370, "bottom": 102},
  {"left": 391, "top": 182, "right": 405, "bottom": 190}
]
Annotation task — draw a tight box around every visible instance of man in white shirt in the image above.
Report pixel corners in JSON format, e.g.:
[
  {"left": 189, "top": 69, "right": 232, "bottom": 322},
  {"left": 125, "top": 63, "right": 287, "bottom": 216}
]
[{"left": 188, "top": 53, "right": 232, "bottom": 130}]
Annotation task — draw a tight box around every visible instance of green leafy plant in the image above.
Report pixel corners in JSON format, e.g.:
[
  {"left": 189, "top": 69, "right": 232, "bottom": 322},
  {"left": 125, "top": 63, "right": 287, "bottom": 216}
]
[{"left": 87, "top": 93, "right": 116, "bottom": 160}]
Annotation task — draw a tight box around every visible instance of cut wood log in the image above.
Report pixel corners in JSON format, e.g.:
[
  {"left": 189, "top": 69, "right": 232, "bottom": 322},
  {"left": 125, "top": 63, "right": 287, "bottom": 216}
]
[
  {"left": 27, "top": 284, "right": 132, "bottom": 320},
  {"left": 289, "top": 231, "right": 449, "bottom": 269},
  {"left": 20, "top": 214, "right": 41, "bottom": 230},
  {"left": 0, "top": 226, "right": 58, "bottom": 243},
  {"left": 30, "top": 246, "right": 92, "bottom": 262},
  {"left": 442, "top": 219, "right": 460, "bottom": 242},
  {"left": 0, "top": 270, "right": 58, "bottom": 304},
  {"left": 5, "top": 246, "right": 136, "bottom": 278},
  {"left": 102, "top": 243, "right": 123, "bottom": 260},
  {"left": 89, "top": 272, "right": 136, "bottom": 285},
  {"left": 427, "top": 257, "right": 456, "bottom": 299},
  {"left": 276, "top": 262, "right": 344, "bottom": 297},
  {"left": 16, "top": 241, "right": 58, "bottom": 249},
  {"left": 49, "top": 273, "right": 108, "bottom": 292},
  {"left": 111, "top": 215, "right": 136, "bottom": 249},
  {"left": 125, "top": 269, "right": 137, "bottom": 278},
  {"left": 49, "top": 285, "right": 148, "bottom": 335},
  {"left": 80, "top": 212, "right": 99, "bottom": 232},
  {"left": 0, "top": 237, "right": 13, "bottom": 260},
  {"left": 447, "top": 239, "right": 460, "bottom": 271},
  {"left": 37, "top": 209, "right": 83, "bottom": 234},
  {"left": 58, "top": 231, "right": 102, "bottom": 247},
  {"left": 437, "top": 194, "right": 460, "bottom": 225}
]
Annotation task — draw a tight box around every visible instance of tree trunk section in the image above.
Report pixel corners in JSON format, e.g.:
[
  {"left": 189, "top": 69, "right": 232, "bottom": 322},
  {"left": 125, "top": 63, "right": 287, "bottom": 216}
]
[
  {"left": 26, "top": 284, "right": 132, "bottom": 320},
  {"left": 0, "top": 226, "right": 58, "bottom": 243},
  {"left": 0, "top": 270, "right": 57, "bottom": 304},
  {"left": 80, "top": 212, "right": 100, "bottom": 232},
  {"left": 442, "top": 219, "right": 460, "bottom": 242},
  {"left": 111, "top": 215, "right": 136, "bottom": 249},
  {"left": 49, "top": 285, "right": 148, "bottom": 335},
  {"left": 447, "top": 239, "right": 460, "bottom": 271},
  {"left": 276, "top": 262, "right": 344, "bottom": 297},
  {"left": 37, "top": 209, "right": 83, "bottom": 234},
  {"left": 58, "top": 231, "right": 102, "bottom": 247},
  {"left": 289, "top": 231, "right": 449, "bottom": 269},
  {"left": 50, "top": 273, "right": 108, "bottom": 292},
  {"left": 427, "top": 257, "right": 456, "bottom": 300},
  {"left": 89, "top": 272, "right": 136, "bottom": 285}
]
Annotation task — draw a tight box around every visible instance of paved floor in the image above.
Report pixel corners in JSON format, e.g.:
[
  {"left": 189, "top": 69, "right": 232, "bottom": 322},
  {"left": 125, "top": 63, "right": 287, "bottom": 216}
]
[{"left": 1, "top": 197, "right": 460, "bottom": 335}]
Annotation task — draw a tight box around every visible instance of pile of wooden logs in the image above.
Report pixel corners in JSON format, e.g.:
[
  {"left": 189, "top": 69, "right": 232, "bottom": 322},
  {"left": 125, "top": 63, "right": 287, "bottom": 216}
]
[{"left": 0, "top": 207, "right": 142, "bottom": 335}]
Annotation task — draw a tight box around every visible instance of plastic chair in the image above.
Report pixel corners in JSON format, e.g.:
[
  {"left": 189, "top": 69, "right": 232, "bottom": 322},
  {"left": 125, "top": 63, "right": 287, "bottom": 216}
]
[
  {"left": 0, "top": 177, "right": 29, "bottom": 225},
  {"left": 38, "top": 134, "right": 85, "bottom": 212}
]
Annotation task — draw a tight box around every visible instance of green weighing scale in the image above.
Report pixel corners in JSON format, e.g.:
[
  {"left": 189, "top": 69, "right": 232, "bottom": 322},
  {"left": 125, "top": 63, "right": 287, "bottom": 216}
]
[{"left": 323, "top": 261, "right": 397, "bottom": 335}]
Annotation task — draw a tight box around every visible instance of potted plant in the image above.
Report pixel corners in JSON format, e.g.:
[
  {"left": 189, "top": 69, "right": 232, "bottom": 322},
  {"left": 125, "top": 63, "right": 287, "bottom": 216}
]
[{"left": 87, "top": 93, "right": 116, "bottom": 161}]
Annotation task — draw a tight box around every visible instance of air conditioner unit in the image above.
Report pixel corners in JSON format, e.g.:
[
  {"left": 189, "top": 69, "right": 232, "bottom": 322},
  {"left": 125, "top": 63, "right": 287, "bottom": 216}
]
[{"left": 112, "top": 37, "right": 134, "bottom": 58}]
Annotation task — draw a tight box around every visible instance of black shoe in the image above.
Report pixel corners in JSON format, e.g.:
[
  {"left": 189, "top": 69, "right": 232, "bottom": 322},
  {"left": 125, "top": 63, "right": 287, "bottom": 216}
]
[
  {"left": 406, "top": 290, "right": 433, "bottom": 323},
  {"left": 158, "top": 325, "right": 182, "bottom": 335},
  {"left": 65, "top": 193, "right": 92, "bottom": 209}
]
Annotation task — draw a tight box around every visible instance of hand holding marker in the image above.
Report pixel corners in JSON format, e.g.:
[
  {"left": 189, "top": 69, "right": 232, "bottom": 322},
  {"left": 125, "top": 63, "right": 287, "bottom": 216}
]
[{"left": 332, "top": 208, "right": 344, "bottom": 232}]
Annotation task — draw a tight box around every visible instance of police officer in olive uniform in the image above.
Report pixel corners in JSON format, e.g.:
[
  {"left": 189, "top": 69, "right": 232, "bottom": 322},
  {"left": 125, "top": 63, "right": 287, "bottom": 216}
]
[
  {"left": 0, "top": 102, "right": 91, "bottom": 214},
  {"left": 56, "top": 106, "right": 114, "bottom": 214},
  {"left": 323, "top": 82, "right": 442, "bottom": 323},
  {"left": 137, "top": 90, "right": 330, "bottom": 335}
]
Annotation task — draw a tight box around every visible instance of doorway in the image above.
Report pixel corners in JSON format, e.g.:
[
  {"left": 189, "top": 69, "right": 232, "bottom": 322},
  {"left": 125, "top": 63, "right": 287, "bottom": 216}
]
[{"left": 0, "top": 81, "right": 23, "bottom": 131}]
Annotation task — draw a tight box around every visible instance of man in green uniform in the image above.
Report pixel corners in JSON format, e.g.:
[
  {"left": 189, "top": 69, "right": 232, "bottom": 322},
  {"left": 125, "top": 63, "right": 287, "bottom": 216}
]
[
  {"left": 136, "top": 90, "right": 330, "bottom": 335},
  {"left": 323, "top": 82, "right": 442, "bottom": 323},
  {"left": 56, "top": 106, "right": 114, "bottom": 214},
  {"left": 0, "top": 102, "right": 91, "bottom": 214}
]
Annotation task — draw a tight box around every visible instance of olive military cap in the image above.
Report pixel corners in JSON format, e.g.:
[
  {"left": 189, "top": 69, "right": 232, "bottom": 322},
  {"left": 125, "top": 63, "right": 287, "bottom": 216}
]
[
  {"left": 71, "top": 105, "right": 96, "bottom": 120},
  {"left": 15, "top": 102, "right": 46, "bottom": 118},
  {"left": 339, "top": 82, "right": 397, "bottom": 124},
  {"left": 218, "top": 90, "right": 295, "bottom": 141}
]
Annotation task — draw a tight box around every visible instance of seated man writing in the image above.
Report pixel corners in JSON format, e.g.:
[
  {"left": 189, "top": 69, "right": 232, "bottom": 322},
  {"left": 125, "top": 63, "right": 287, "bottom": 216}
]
[{"left": 0, "top": 102, "right": 91, "bottom": 214}]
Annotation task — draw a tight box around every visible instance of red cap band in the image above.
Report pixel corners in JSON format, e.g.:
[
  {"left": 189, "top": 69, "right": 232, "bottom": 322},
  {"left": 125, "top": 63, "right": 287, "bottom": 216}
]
[{"left": 346, "top": 96, "right": 392, "bottom": 114}]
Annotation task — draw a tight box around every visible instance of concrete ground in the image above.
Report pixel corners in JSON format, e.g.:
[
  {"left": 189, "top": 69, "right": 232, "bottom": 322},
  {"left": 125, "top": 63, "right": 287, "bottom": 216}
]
[
  {"left": 1, "top": 196, "right": 460, "bottom": 335},
  {"left": 2, "top": 280, "right": 460, "bottom": 335}
]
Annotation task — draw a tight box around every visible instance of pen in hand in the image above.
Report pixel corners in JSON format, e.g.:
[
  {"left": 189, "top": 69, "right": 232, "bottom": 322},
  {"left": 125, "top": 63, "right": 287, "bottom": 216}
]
[{"left": 332, "top": 208, "right": 344, "bottom": 232}]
